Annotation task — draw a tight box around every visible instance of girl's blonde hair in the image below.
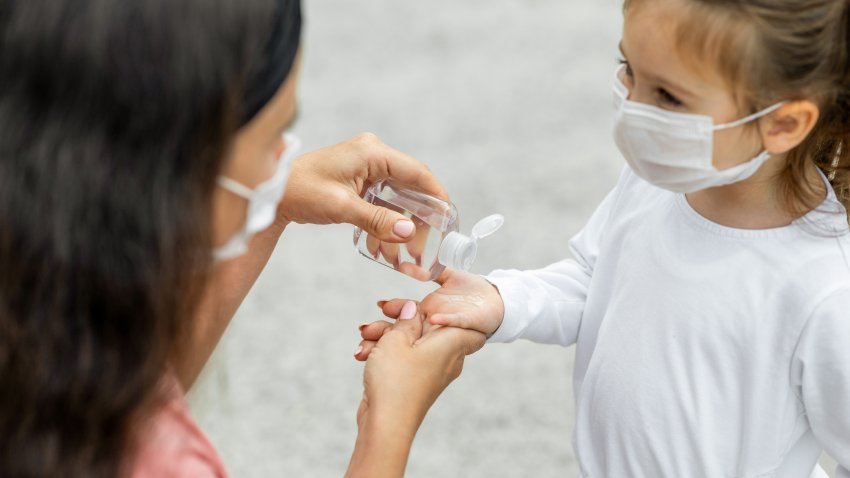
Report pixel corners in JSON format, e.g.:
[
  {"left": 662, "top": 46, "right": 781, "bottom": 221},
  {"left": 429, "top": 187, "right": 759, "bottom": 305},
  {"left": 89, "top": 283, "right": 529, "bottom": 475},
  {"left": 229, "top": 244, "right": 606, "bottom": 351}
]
[{"left": 625, "top": 0, "right": 850, "bottom": 222}]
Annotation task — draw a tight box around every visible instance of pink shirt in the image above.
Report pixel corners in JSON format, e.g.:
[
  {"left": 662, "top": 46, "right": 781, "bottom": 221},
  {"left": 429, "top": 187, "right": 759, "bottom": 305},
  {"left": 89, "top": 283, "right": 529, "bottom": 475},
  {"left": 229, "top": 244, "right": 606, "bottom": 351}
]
[{"left": 128, "top": 375, "right": 228, "bottom": 478}]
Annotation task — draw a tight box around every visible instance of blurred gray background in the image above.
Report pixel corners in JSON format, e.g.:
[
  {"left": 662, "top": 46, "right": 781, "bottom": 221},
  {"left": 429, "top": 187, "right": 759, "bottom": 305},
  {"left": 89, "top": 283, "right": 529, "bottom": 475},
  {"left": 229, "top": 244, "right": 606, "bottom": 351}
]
[{"left": 187, "top": 0, "right": 838, "bottom": 476}]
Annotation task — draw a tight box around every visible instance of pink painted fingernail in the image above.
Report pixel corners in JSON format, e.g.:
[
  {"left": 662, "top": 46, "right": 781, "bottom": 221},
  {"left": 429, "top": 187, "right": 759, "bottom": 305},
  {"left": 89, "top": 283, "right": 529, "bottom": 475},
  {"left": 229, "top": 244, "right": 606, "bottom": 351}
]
[
  {"left": 399, "top": 301, "right": 417, "bottom": 320},
  {"left": 354, "top": 345, "right": 363, "bottom": 356},
  {"left": 393, "top": 220, "right": 415, "bottom": 238},
  {"left": 358, "top": 323, "right": 369, "bottom": 331}
]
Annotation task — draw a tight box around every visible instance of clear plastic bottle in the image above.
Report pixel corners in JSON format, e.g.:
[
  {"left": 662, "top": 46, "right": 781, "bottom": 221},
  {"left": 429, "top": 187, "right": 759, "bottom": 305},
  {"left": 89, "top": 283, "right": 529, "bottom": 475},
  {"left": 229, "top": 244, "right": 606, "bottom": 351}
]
[{"left": 353, "top": 180, "right": 503, "bottom": 281}]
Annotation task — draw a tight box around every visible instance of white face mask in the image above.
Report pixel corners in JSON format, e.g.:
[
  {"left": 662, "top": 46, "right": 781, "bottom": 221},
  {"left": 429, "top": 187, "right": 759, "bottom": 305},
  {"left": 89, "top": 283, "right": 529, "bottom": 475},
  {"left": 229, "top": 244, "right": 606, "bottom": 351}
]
[
  {"left": 612, "top": 68, "right": 784, "bottom": 193},
  {"left": 213, "top": 133, "right": 301, "bottom": 261}
]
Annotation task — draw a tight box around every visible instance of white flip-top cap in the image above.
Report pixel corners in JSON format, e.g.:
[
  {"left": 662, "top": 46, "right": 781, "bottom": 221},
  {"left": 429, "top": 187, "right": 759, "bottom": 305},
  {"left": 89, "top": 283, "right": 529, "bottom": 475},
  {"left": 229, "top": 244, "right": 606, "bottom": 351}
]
[{"left": 438, "top": 214, "right": 504, "bottom": 271}]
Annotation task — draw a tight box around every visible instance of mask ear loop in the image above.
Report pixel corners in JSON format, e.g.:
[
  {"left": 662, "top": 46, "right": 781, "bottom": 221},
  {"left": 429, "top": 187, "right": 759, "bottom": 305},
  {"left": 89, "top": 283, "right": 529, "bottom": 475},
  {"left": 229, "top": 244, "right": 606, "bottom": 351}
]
[
  {"left": 713, "top": 102, "right": 786, "bottom": 131},
  {"left": 217, "top": 177, "right": 255, "bottom": 199},
  {"left": 215, "top": 133, "right": 301, "bottom": 200}
]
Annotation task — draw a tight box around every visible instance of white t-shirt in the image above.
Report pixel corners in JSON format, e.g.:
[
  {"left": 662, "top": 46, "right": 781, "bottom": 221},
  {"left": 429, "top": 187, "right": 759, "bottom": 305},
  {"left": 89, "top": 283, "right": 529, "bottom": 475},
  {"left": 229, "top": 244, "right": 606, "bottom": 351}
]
[{"left": 487, "top": 166, "right": 850, "bottom": 478}]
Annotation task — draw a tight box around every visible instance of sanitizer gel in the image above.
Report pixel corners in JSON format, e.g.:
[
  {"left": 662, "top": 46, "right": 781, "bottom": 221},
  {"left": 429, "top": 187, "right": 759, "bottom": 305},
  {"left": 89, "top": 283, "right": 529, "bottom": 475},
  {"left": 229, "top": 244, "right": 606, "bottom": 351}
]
[{"left": 353, "top": 180, "right": 503, "bottom": 281}]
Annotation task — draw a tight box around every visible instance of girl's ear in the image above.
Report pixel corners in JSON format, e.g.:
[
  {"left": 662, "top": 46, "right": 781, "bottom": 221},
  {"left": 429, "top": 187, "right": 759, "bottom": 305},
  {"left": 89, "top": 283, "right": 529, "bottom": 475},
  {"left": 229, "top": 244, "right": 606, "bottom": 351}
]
[{"left": 761, "top": 100, "right": 820, "bottom": 154}]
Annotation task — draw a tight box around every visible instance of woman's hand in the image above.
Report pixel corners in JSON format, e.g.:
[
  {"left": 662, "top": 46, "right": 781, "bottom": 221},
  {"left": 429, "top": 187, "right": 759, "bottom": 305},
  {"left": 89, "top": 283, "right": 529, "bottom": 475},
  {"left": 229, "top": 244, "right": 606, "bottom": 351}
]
[
  {"left": 278, "top": 132, "right": 447, "bottom": 242},
  {"left": 346, "top": 301, "right": 485, "bottom": 478}
]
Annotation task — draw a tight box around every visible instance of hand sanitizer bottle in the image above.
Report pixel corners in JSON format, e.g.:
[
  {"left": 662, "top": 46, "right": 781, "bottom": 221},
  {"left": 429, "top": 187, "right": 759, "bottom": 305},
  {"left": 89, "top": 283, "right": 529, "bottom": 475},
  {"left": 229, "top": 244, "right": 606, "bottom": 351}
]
[{"left": 353, "top": 180, "right": 503, "bottom": 281}]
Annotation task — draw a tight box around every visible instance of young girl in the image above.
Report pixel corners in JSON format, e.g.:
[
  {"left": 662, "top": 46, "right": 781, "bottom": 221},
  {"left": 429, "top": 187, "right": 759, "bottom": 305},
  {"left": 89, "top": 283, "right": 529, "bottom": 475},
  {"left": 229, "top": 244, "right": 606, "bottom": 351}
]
[{"left": 359, "top": 0, "right": 850, "bottom": 475}]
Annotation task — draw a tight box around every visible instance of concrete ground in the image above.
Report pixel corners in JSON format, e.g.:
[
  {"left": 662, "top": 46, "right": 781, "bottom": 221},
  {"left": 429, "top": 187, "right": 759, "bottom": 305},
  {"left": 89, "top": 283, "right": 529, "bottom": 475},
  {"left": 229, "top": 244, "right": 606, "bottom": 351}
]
[{"left": 187, "top": 0, "right": 838, "bottom": 476}]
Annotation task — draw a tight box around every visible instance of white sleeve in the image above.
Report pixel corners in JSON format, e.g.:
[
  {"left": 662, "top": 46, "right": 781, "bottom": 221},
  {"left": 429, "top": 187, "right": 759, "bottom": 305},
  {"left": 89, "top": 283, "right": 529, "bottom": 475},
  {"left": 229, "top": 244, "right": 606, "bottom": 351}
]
[
  {"left": 484, "top": 176, "right": 622, "bottom": 346},
  {"left": 791, "top": 288, "right": 850, "bottom": 473}
]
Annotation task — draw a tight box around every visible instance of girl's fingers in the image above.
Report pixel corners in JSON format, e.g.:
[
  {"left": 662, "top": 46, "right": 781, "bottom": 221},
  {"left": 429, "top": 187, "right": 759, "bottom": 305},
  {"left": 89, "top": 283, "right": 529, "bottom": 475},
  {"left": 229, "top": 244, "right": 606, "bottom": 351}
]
[{"left": 428, "top": 313, "right": 469, "bottom": 329}]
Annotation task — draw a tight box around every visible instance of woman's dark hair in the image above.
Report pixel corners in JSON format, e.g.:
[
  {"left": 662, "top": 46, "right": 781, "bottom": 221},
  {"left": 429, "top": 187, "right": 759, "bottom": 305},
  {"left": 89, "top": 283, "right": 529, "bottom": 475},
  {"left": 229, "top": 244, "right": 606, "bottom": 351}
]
[{"left": 0, "top": 0, "right": 301, "bottom": 476}]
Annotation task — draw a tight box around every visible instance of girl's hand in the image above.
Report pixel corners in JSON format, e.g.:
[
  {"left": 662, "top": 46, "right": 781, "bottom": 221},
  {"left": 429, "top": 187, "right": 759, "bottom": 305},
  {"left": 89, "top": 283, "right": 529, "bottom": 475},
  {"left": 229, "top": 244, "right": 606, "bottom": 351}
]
[
  {"left": 346, "top": 301, "right": 485, "bottom": 478},
  {"left": 277, "top": 132, "right": 447, "bottom": 242},
  {"left": 354, "top": 270, "right": 505, "bottom": 362},
  {"left": 355, "top": 270, "right": 504, "bottom": 363}
]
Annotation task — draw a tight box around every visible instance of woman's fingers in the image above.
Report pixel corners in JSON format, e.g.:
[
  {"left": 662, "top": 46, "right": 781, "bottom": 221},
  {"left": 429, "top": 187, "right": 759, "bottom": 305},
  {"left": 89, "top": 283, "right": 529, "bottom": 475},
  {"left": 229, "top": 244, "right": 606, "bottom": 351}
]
[
  {"left": 349, "top": 198, "right": 418, "bottom": 243},
  {"left": 354, "top": 320, "right": 391, "bottom": 362},
  {"left": 340, "top": 133, "right": 447, "bottom": 243},
  {"left": 354, "top": 317, "right": 399, "bottom": 361},
  {"left": 359, "top": 320, "right": 393, "bottom": 341},
  {"left": 354, "top": 340, "right": 377, "bottom": 362},
  {"left": 365, "top": 233, "right": 381, "bottom": 258},
  {"left": 384, "top": 300, "right": 422, "bottom": 346},
  {"left": 396, "top": 261, "right": 432, "bottom": 281},
  {"left": 381, "top": 296, "right": 460, "bottom": 325},
  {"left": 404, "top": 218, "right": 430, "bottom": 263},
  {"left": 355, "top": 300, "right": 424, "bottom": 363},
  {"left": 356, "top": 302, "right": 424, "bottom": 362},
  {"left": 357, "top": 134, "right": 448, "bottom": 201},
  {"left": 378, "top": 241, "right": 401, "bottom": 268},
  {"left": 280, "top": 132, "right": 444, "bottom": 243},
  {"left": 378, "top": 298, "right": 410, "bottom": 319}
]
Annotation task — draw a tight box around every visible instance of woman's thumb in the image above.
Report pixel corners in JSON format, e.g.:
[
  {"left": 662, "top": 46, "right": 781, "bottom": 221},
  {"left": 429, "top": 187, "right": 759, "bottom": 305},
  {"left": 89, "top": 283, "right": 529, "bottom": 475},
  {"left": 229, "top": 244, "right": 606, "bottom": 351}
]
[
  {"left": 349, "top": 199, "right": 416, "bottom": 243},
  {"left": 387, "top": 300, "right": 423, "bottom": 344}
]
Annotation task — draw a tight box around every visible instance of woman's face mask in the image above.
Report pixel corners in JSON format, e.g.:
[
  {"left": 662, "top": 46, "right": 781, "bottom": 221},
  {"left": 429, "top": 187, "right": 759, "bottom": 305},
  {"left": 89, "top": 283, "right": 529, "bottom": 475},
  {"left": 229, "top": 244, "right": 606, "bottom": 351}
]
[
  {"left": 612, "top": 66, "right": 784, "bottom": 193},
  {"left": 213, "top": 133, "right": 301, "bottom": 261}
]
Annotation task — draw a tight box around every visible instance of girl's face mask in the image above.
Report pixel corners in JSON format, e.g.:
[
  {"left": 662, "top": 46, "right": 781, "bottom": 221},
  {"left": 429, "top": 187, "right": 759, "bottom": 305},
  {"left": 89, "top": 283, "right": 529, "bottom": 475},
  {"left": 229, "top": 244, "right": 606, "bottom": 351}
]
[
  {"left": 213, "top": 133, "right": 301, "bottom": 261},
  {"left": 612, "top": 66, "right": 784, "bottom": 193}
]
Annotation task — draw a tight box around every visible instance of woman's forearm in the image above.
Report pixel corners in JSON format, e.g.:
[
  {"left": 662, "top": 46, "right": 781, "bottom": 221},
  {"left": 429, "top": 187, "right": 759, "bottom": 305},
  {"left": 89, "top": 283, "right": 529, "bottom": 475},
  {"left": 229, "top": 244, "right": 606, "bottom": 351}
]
[
  {"left": 174, "top": 219, "right": 288, "bottom": 390},
  {"left": 346, "top": 410, "right": 420, "bottom": 478}
]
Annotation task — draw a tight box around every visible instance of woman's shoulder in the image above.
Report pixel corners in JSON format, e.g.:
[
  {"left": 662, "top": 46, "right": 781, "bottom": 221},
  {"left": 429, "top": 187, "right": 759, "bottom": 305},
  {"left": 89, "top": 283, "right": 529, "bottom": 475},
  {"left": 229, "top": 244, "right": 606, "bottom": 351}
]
[{"left": 126, "top": 374, "right": 228, "bottom": 478}]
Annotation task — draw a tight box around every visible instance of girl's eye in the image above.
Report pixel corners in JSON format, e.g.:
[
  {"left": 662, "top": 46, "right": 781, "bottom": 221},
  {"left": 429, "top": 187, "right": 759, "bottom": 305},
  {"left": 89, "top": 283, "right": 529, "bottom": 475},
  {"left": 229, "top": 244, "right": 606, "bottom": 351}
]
[
  {"left": 616, "top": 57, "right": 684, "bottom": 109},
  {"left": 657, "top": 88, "right": 683, "bottom": 108}
]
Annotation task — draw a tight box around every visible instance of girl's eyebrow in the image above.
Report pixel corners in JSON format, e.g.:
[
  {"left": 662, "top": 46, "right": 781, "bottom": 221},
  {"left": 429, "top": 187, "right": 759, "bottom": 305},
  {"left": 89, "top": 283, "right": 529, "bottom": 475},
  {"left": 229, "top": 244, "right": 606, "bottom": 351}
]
[{"left": 618, "top": 40, "right": 698, "bottom": 102}]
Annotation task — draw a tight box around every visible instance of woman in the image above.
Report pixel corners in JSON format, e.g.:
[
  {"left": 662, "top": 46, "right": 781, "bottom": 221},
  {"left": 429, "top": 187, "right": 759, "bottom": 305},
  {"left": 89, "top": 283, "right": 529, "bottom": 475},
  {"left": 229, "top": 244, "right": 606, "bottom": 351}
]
[{"left": 0, "top": 0, "right": 483, "bottom": 476}]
